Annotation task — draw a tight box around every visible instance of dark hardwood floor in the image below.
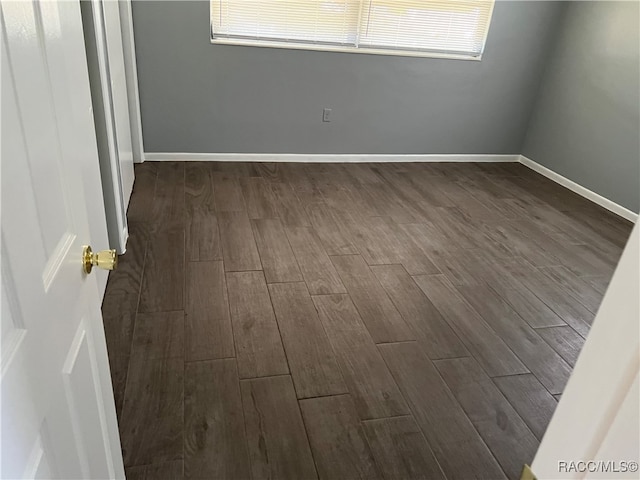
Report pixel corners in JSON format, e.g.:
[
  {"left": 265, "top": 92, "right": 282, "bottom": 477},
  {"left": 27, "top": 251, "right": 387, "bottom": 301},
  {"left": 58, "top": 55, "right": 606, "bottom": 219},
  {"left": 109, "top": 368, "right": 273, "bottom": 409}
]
[{"left": 103, "top": 161, "right": 633, "bottom": 480}]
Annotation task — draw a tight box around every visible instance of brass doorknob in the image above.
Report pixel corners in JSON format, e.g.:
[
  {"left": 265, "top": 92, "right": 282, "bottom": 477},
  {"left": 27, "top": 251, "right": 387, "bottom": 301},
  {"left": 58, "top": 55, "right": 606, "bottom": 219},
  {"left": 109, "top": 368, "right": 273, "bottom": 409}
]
[{"left": 82, "top": 246, "right": 118, "bottom": 274}]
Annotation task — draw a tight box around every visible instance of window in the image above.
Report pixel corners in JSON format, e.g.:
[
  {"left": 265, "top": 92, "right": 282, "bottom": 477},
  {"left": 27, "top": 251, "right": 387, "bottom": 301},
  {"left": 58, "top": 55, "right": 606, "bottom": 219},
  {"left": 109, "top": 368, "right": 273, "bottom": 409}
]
[{"left": 210, "top": 1, "right": 495, "bottom": 60}]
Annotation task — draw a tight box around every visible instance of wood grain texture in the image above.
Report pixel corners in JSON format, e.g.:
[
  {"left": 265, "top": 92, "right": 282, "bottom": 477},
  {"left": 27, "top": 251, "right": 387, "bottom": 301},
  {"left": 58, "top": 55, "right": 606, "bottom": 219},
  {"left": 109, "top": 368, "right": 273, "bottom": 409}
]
[
  {"left": 185, "top": 261, "right": 235, "bottom": 361},
  {"left": 184, "top": 359, "right": 251, "bottom": 479},
  {"left": 582, "top": 275, "right": 611, "bottom": 296},
  {"left": 375, "top": 169, "right": 447, "bottom": 218},
  {"left": 362, "top": 416, "right": 445, "bottom": 480},
  {"left": 360, "top": 181, "right": 423, "bottom": 224},
  {"left": 120, "top": 356, "right": 184, "bottom": 467},
  {"left": 510, "top": 218, "right": 610, "bottom": 277},
  {"left": 126, "top": 461, "right": 183, "bottom": 480},
  {"left": 268, "top": 282, "right": 347, "bottom": 398},
  {"left": 340, "top": 213, "right": 403, "bottom": 265},
  {"left": 269, "top": 182, "right": 311, "bottom": 226},
  {"left": 127, "top": 163, "right": 157, "bottom": 224},
  {"left": 337, "top": 212, "right": 439, "bottom": 275},
  {"left": 402, "top": 172, "right": 456, "bottom": 209},
  {"left": 213, "top": 162, "right": 260, "bottom": 177},
  {"left": 240, "top": 177, "right": 278, "bottom": 219},
  {"left": 345, "top": 164, "right": 384, "bottom": 184},
  {"left": 566, "top": 208, "right": 632, "bottom": 248},
  {"left": 535, "top": 325, "right": 586, "bottom": 367},
  {"left": 493, "top": 374, "right": 558, "bottom": 441},
  {"left": 185, "top": 205, "right": 221, "bottom": 262},
  {"left": 371, "top": 264, "right": 468, "bottom": 359},
  {"left": 331, "top": 255, "right": 413, "bottom": 343},
  {"left": 251, "top": 218, "right": 303, "bottom": 283},
  {"left": 320, "top": 182, "right": 378, "bottom": 218},
  {"left": 299, "top": 394, "right": 382, "bottom": 480},
  {"left": 413, "top": 275, "right": 528, "bottom": 377},
  {"left": 218, "top": 211, "right": 262, "bottom": 272},
  {"left": 102, "top": 293, "right": 138, "bottom": 360},
  {"left": 105, "top": 231, "right": 147, "bottom": 297},
  {"left": 185, "top": 165, "right": 221, "bottom": 261},
  {"left": 434, "top": 175, "right": 503, "bottom": 223},
  {"left": 483, "top": 222, "right": 556, "bottom": 268},
  {"left": 212, "top": 172, "right": 246, "bottom": 212},
  {"left": 312, "top": 294, "right": 408, "bottom": 419},
  {"left": 152, "top": 162, "right": 185, "bottom": 228},
  {"left": 132, "top": 311, "right": 184, "bottom": 360},
  {"left": 108, "top": 352, "right": 130, "bottom": 420},
  {"left": 343, "top": 214, "right": 406, "bottom": 266},
  {"left": 383, "top": 219, "right": 441, "bottom": 276},
  {"left": 379, "top": 342, "right": 506, "bottom": 480},
  {"left": 431, "top": 207, "right": 484, "bottom": 249},
  {"left": 539, "top": 265, "right": 603, "bottom": 314},
  {"left": 102, "top": 291, "right": 139, "bottom": 418},
  {"left": 500, "top": 257, "right": 594, "bottom": 337},
  {"left": 399, "top": 222, "right": 452, "bottom": 256},
  {"left": 241, "top": 375, "right": 318, "bottom": 480},
  {"left": 495, "top": 285, "right": 566, "bottom": 329},
  {"left": 185, "top": 163, "right": 216, "bottom": 205},
  {"left": 291, "top": 180, "right": 325, "bottom": 213},
  {"left": 455, "top": 284, "right": 571, "bottom": 394},
  {"left": 285, "top": 226, "right": 346, "bottom": 294},
  {"left": 139, "top": 229, "right": 184, "bottom": 313},
  {"left": 436, "top": 247, "right": 523, "bottom": 292},
  {"left": 435, "top": 357, "right": 539, "bottom": 479},
  {"left": 226, "top": 271, "right": 289, "bottom": 379},
  {"left": 305, "top": 202, "right": 359, "bottom": 256}
]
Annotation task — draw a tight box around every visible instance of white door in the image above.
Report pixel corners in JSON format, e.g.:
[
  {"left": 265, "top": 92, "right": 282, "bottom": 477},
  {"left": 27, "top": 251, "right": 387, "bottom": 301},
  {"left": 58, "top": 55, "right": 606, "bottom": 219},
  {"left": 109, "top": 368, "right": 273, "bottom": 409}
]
[{"left": 1, "top": 1, "right": 124, "bottom": 478}]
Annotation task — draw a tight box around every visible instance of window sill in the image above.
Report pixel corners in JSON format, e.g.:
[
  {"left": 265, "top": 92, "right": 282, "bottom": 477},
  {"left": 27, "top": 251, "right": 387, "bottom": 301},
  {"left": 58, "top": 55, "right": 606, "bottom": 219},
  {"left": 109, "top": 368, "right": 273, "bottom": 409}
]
[{"left": 210, "top": 38, "right": 482, "bottom": 61}]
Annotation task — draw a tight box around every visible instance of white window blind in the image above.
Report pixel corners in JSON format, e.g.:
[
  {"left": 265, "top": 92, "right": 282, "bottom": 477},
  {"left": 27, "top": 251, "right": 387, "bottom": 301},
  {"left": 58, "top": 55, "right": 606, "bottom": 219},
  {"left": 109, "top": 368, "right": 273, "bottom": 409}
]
[{"left": 211, "top": 0, "right": 495, "bottom": 58}]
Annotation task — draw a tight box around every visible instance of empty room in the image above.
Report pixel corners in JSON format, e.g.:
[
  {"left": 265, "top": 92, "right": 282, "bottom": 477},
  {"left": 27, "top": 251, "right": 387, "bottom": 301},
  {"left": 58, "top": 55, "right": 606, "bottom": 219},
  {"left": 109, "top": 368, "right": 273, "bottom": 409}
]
[{"left": 2, "top": 0, "right": 639, "bottom": 479}]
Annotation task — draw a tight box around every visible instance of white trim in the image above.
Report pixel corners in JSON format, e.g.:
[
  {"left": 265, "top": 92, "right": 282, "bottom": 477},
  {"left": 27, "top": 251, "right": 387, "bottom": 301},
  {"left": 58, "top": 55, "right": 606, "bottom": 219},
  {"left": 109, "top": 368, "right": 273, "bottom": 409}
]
[
  {"left": 118, "top": 0, "right": 145, "bottom": 164},
  {"left": 143, "top": 153, "right": 519, "bottom": 163},
  {"left": 519, "top": 155, "right": 638, "bottom": 223},
  {"left": 85, "top": 0, "right": 129, "bottom": 253},
  {"left": 210, "top": 38, "right": 482, "bottom": 61}
]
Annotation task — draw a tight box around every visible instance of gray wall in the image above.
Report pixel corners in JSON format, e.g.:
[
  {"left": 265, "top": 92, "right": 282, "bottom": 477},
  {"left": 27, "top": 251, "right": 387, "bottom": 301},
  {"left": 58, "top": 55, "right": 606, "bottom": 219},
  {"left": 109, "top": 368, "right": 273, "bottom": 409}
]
[
  {"left": 132, "top": 1, "right": 564, "bottom": 154},
  {"left": 523, "top": 1, "right": 639, "bottom": 213}
]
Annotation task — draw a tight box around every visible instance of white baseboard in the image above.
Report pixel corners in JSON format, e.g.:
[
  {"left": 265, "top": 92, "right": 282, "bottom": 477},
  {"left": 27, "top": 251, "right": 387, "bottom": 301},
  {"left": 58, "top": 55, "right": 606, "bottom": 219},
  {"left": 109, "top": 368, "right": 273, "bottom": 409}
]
[
  {"left": 519, "top": 155, "right": 638, "bottom": 223},
  {"left": 143, "top": 152, "right": 520, "bottom": 163}
]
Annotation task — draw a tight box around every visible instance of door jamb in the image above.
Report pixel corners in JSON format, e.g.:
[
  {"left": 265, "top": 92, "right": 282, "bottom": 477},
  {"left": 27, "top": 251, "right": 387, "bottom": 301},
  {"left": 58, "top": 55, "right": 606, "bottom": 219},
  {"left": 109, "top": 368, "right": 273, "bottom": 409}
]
[{"left": 118, "top": 0, "right": 145, "bottom": 164}]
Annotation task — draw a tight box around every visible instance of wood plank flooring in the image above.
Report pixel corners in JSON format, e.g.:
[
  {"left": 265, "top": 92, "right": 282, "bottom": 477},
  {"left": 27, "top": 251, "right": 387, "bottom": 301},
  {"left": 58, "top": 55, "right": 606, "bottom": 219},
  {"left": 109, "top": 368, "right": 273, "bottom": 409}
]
[{"left": 103, "top": 161, "right": 632, "bottom": 479}]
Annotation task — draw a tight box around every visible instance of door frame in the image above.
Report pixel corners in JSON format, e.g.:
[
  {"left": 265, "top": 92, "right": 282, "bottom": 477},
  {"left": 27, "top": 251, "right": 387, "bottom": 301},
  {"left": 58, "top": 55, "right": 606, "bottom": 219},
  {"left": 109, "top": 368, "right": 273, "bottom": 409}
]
[
  {"left": 81, "top": 0, "right": 129, "bottom": 254},
  {"left": 81, "top": 0, "right": 144, "bottom": 255},
  {"left": 118, "top": 0, "right": 145, "bottom": 165}
]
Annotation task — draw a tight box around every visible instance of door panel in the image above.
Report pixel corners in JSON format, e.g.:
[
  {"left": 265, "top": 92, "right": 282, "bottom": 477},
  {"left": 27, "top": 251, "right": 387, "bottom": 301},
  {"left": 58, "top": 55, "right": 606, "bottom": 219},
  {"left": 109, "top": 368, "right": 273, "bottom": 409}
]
[
  {"left": 1, "top": 251, "right": 26, "bottom": 374},
  {"left": 62, "top": 319, "right": 111, "bottom": 479},
  {"left": 1, "top": 1, "right": 124, "bottom": 478},
  {"left": 2, "top": 2, "right": 73, "bottom": 256},
  {"left": 23, "top": 435, "right": 56, "bottom": 479}
]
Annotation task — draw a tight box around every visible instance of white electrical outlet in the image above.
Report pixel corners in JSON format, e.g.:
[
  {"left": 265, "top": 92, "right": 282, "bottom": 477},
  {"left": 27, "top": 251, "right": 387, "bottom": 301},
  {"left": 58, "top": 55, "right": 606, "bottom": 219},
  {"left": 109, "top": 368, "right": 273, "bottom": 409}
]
[{"left": 323, "top": 108, "right": 332, "bottom": 122}]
